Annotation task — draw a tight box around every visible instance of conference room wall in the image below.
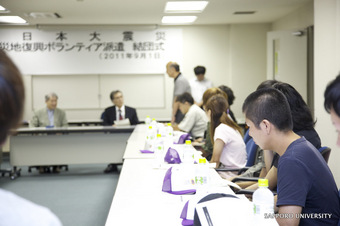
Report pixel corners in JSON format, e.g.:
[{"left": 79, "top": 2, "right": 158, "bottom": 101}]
[
  {"left": 314, "top": 0, "right": 340, "bottom": 187},
  {"left": 271, "top": 1, "right": 313, "bottom": 31},
  {"left": 20, "top": 24, "right": 270, "bottom": 122}
]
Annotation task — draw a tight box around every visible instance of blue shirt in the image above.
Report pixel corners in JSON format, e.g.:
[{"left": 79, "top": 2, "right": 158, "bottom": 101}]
[
  {"left": 277, "top": 137, "right": 340, "bottom": 225},
  {"left": 47, "top": 109, "right": 54, "bottom": 126}
]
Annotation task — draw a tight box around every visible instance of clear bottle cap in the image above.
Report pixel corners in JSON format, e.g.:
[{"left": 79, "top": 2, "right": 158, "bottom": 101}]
[{"left": 258, "top": 179, "right": 269, "bottom": 187}]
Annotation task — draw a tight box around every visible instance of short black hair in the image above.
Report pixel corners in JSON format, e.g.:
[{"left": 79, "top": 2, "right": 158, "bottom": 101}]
[
  {"left": 324, "top": 74, "right": 340, "bottom": 117},
  {"left": 176, "top": 92, "right": 194, "bottom": 105},
  {"left": 242, "top": 88, "right": 293, "bottom": 132},
  {"left": 256, "top": 80, "right": 279, "bottom": 90},
  {"left": 273, "top": 82, "right": 315, "bottom": 131},
  {"left": 194, "top": 66, "right": 206, "bottom": 75},
  {"left": 110, "top": 90, "right": 122, "bottom": 101},
  {"left": 218, "top": 85, "right": 235, "bottom": 105}
]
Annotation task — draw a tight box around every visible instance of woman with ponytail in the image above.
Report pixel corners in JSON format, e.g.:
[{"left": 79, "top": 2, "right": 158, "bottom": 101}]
[{"left": 205, "top": 94, "right": 246, "bottom": 176}]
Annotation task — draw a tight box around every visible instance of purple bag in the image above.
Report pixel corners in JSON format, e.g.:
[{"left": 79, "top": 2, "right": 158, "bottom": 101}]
[
  {"left": 162, "top": 167, "right": 196, "bottom": 195},
  {"left": 176, "top": 133, "right": 191, "bottom": 144},
  {"left": 164, "top": 147, "right": 182, "bottom": 164}
]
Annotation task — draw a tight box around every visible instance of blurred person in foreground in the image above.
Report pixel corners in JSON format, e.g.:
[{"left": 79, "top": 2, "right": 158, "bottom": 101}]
[{"left": 0, "top": 49, "right": 62, "bottom": 226}]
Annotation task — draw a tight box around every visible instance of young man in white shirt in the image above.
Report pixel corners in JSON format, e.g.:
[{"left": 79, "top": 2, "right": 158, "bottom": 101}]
[{"left": 190, "top": 66, "right": 213, "bottom": 107}]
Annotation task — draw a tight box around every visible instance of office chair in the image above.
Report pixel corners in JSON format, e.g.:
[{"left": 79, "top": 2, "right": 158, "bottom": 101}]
[
  {"left": 0, "top": 148, "right": 19, "bottom": 180},
  {"left": 243, "top": 129, "right": 251, "bottom": 144},
  {"left": 318, "top": 146, "right": 331, "bottom": 163}
]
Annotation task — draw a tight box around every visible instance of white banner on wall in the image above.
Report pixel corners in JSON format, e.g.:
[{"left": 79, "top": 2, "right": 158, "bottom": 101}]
[{"left": 0, "top": 28, "right": 183, "bottom": 74}]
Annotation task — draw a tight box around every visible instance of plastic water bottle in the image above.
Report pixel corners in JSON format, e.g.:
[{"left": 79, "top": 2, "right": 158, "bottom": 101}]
[
  {"left": 195, "top": 158, "right": 210, "bottom": 194},
  {"left": 144, "top": 125, "right": 156, "bottom": 150},
  {"left": 182, "top": 140, "right": 193, "bottom": 164},
  {"left": 165, "top": 123, "right": 174, "bottom": 146},
  {"left": 165, "top": 123, "right": 173, "bottom": 139},
  {"left": 253, "top": 179, "right": 274, "bottom": 223},
  {"left": 145, "top": 115, "right": 151, "bottom": 125},
  {"left": 153, "top": 134, "right": 164, "bottom": 168}
]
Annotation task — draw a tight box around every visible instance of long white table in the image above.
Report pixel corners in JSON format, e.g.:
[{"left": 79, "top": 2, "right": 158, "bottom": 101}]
[
  {"left": 105, "top": 158, "right": 235, "bottom": 226},
  {"left": 9, "top": 126, "right": 134, "bottom": 170},
  {"left": 105, "top": 124, "right": 237, "bottom": 225},
  {"left": 106, "top": 124, "right": 278, "bottom": 226}
]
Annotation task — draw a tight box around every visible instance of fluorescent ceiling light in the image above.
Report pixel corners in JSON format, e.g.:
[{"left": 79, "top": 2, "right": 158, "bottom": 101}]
[
  {"left": 165, "top": 1, "right": 208, "bottom": 13},
  {"left": 162, "top": 16, "right": 197, "bottom": 24},
  {"left": 0, "top": 16, "right": 27, "bottom": 24}
]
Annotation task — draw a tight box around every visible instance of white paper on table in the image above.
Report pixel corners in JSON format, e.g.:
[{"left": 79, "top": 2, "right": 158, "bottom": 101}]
[
  {"left": 114, "top": 118, "right": 131, "bottom": 126},
  {"left": 195, "top": 196, "right": 254, "bottom": 226}
]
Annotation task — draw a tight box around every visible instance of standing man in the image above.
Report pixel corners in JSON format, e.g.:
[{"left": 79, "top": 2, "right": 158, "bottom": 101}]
[
  {"left": 243, "top": 88, "right": 339, "bottom": 225},
  {"left": 190, "top": 66, "right": 213, "bottom": 107},
  {"left": 30, "top": 92, "right": 68, "bottom": 173},
  {"left": 102, "top": 90, "right": 139, "bottom": 173},
  {"left": 30, "top": 92, "right": 68, "bottom": 128},
  {"left": 166, "top": 61, "right": 191, "bottom": 124},
  {"left": 102, "top": 90, "right": 139, "bottom": 126}
]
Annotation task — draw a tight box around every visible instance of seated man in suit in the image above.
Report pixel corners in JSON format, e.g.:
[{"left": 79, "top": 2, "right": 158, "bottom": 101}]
[
  {"left": 31, "top": 92, "right": 68, "bottom": 128},
  {"left": 102, "top": 90, "right": 139, "bottom": 173},
  {"left": 30, "top": 92, "right": 68, "bottom": 174},
  {"left": 102, "top": 90, "right": 139, "bottom": 126},
  {"left": 243, "top": 88, "right": 340, "bottom": 225}
]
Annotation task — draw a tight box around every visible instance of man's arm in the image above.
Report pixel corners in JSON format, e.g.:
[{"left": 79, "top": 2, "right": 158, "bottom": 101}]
[
  {"left": 171, "top": 97, "right": 179, "bottom": 123},
  {"left": 61, "top": 110, "right": 68, "bottom": 127},
  {"left": 30, "top": 112, "right": 39, "bottom": 127},
  {"left": 276, "top": 205, "right": 302, "bottom": 226},
  {"left": 263, "top": 149, "right": 274, "bottom": 175},
  {"left": 129, "top": 108, "right": 139, "bottom": 125},
  {"left": 245, "top": 165, "right": 277, "bottom": 190},
  {"left": 102, "top": 109, "right": 113, "bottom": 126}
]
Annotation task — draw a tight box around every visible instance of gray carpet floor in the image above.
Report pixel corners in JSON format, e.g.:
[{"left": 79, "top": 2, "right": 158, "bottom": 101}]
[{"left": 0, "top": 154, "right": 120, "bottom": 226}]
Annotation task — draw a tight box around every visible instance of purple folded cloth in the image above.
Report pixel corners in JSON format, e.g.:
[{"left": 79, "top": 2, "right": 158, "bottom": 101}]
[{"left": 140, "top": 150, "right": 154, "bottom": 153}]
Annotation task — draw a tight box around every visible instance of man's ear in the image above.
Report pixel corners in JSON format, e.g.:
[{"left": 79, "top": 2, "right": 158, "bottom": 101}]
[{"left": 260, "top": 119, "right": 272, "bottom": 135}]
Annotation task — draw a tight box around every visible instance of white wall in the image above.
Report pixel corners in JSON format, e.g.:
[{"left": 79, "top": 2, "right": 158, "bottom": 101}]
[
  {"left": 229, "top": 24, "right": 270, "bottom": 122},
  {"left": 20, "top": 24, "right": 270, "bottom": 123},
  {"left": 272, "top": 1, "right": 314, "bottom": 31},
  {"left": 314, "top": 0, "right": 340, "bottom": 186}
]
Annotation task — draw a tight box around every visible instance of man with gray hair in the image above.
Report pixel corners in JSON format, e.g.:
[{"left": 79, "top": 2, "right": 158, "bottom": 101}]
[
  {"left": 30, "top": 92, "right": 68, "bottom": 173},
  {"left": 30, "top": 92, "right": 68, "bottom": 128}
]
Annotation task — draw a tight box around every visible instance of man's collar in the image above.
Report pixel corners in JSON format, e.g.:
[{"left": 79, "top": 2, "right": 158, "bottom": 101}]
[
  {"left": 174, "top": 73, "right": 181, "bottom": 82},
  {"left": 115, "top": 105, "right": 125, "bottom": 110}
]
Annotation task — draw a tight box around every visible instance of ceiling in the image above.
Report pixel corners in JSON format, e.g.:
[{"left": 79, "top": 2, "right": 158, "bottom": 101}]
[{"left": 0, "top": 0, "right": 312, "bottom": 26}]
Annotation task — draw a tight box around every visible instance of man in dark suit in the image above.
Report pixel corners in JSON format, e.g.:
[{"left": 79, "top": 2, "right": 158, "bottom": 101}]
[
  {"left": 102, "top": 90, "right": 139, "bottom": 126},
  {"left": 102, "top": 90, "right": 139, "bottom": 173}
]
